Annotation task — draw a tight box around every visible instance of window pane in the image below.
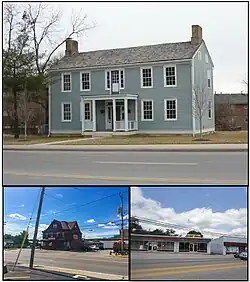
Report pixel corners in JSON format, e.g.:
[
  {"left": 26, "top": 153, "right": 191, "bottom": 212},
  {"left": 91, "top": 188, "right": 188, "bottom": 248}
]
[
  {"left": 142, "top": 68, "right": 152, "bottom": 87},
  {"left": 165, "top": 100, "right": 177, "bottom": 120},
  {"left": 63, "top": 103, "right": 71, "bottom": 121},
  {"left": 165, "top": 67, "right": 176, "bottom": 86},
  {"left": 84, "top": 103, "right": 91, "bottom": 120},
  {"left": 106, "top": 71, "right": 110, "bottom": 89},
  {"left": 82, "top": 73, "right": 90, "bottom": 90},
  {"left": 143, "top": 101, "right": 153, "bottom": 120},
  {"left": 63, "top": 74, "right": 71, "bottom": 91},
  {"left": 120, "top": 70, "right": 124, "bottom": 88}
]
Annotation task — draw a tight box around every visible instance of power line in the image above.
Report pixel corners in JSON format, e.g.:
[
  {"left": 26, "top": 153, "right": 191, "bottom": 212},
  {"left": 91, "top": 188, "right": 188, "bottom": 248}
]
[
  {"left": 133, "top": 216, "right": 246, "bottom": 238},
  {"left": 49, "top": 192, "right": 120, "bottom": 217}
]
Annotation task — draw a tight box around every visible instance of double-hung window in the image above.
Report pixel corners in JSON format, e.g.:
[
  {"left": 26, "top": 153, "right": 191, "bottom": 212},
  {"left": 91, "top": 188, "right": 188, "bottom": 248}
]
[
  {"left": 141, "top": 67, "right": 153, "bottom": 88},
  {"left": 61, "top": 102, "right": 72, "bottom": 122},
  {"left": 141, "top": 100, "right": 154, "bottom": 121},
  {"left": 208, "top": 100, "right": 212, "bottom": 119},
  {"left": 105, "top": 69, "right": 125, "bottom": 90},
  {"left": 164, "top": 99, "right": 177, "bottom": 121},
  {"left": 80, "top": 72, "right": 91, "bottom": 91},
  {"left": 62, "top": 73, "right": 71, "bottom": 92},
  {"left": 164, "top": 65, "right": 177, "bottom": 87},
  {"left": 207, "top": 69, "right": 211, "bottom": 88}
]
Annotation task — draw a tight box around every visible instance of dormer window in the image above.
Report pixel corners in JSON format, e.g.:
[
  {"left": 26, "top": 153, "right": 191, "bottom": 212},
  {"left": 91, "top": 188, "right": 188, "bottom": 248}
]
[{"left": 53, "top": 224, "right": 57, "bottom": 228}]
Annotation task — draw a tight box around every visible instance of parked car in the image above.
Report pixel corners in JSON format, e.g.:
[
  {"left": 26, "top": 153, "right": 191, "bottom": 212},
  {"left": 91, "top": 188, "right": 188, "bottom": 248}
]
[
  {"left": 234, "top": 252, "right": 240, "bottom": 258},
  {"left": 4, "top": 264, "right": 8, "bottom": 274},
  {"left": 240, "top": 252, "right": 247, "bottom": 260}
]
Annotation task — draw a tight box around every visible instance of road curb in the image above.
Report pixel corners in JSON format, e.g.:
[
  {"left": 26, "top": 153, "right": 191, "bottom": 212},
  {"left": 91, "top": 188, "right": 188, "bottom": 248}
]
[{"left": 3, "top": 146, "right": 248, "bottom": 152}]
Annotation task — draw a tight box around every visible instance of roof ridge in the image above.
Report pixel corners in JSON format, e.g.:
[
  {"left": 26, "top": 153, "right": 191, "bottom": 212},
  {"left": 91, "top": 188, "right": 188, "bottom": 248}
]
[{"left": 77, "top": 41, "right": 193, "bottom": 55}]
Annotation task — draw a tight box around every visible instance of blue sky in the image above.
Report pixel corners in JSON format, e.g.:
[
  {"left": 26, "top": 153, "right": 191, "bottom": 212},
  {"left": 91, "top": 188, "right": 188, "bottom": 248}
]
[
  {"left": 4, "top": 187, "right": 129, "bottom": 239},
  {"left": 131, "top": 186, "right": 247, "bottom": 238},
  {"left": 141, "top": 186, "right": 247, "bottom": 213}
]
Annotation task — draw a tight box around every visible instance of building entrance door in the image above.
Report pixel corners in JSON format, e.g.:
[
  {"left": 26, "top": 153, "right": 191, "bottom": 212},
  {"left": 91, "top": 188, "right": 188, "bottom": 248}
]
[{"left": 190, "top": 243, "right": 198, "bottom": 252}]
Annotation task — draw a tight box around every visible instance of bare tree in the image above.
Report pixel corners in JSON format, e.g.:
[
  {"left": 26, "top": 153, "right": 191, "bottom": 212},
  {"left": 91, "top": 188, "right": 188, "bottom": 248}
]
[{"left": 192, "top": 86, "right": 212, "bottom": 139}]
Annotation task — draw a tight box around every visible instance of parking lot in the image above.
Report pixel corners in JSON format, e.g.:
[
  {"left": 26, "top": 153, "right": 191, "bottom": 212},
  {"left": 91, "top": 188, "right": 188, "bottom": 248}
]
[
  {"left": 4, "top": 249, "right": 128, "bottom": 280},
  {"left": 131, "top": 251, "right": 247, "bottom": 280}
]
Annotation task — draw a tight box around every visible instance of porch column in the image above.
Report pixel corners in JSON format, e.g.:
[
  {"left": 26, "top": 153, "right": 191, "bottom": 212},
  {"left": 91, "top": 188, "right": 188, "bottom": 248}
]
[
  {"left": 112, "top": 98, "right": 116, "bottom": 131},
  {"left": 81, "top": 98, "right": 85, "bottom": 134},
  {"left": 174, "top": 241, "right": 179, "bottom": 253},
  {"left": 92, "top": 99, "right": 96, "bottom": 131},
  {"left": 124, "top": 98, "right": 128, "bottom": 131},
  {"left": 135, "top": 99, "right": 138, "bottom": 130},
  {"left": 207, "top": 242, "right": 211, "bottom": 254}
]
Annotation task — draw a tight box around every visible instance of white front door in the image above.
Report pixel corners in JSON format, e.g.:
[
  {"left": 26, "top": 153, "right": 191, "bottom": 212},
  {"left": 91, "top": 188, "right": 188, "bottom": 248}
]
[{"left": 105, "top": 102, "right": 113, "bottom": 130}]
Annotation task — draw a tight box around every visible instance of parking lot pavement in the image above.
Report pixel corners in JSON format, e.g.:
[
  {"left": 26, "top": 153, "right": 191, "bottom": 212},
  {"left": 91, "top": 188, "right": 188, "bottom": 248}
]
[
  {"left": 131, "top": 251, "right": 248, "bottom": 280},
  {"left": 4, "top": 249, "right": 128, "bottom": 279}
]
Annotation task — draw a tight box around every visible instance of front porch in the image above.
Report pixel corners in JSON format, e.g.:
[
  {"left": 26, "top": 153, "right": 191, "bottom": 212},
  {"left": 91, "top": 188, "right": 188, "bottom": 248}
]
[{"left": 80, "top": 94, "right": 138, "bottom": 134}]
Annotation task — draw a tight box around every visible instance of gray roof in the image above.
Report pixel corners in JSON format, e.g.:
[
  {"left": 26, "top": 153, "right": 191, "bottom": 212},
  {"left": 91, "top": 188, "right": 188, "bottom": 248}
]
[
  {"left": 215, "top": 94, "right": 248, "bottom": 105},
  {"left": 50, "top": 41, "right": 201, "bottom": 71}
]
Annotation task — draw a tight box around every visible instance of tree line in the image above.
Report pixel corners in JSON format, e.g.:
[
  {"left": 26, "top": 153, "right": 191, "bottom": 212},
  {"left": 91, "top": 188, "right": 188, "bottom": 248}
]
[
  {"left": 3, "top": 3, "right": 95, "bottom": 138},
  {"left": 131, "top": 217, "right": 203, "bottom": 237}
]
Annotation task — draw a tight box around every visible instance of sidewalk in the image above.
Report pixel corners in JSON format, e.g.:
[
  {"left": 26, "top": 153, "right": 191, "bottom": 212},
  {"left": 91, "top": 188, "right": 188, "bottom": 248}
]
[
  {"left": 3, "top": 143, "right": 248, "bottom": 152},
  {"left": 4, "top": 264, "right": 124, "bottom": 280}
]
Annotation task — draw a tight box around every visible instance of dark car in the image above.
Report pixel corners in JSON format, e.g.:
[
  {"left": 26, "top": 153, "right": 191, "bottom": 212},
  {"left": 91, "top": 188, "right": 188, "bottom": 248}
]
[
  {"left": 4, "top": 265, "right": 8, "bottom": 274},
  {"left": 240, "top": 252, "right": 247, "bottom": 260},
  {"left": 234, "top": 253, "right": 240, "bottom": 258}
]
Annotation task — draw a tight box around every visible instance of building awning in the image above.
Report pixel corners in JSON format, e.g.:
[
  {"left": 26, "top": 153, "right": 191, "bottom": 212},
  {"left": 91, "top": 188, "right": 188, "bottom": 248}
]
[{"left": 224, "top": 242, "right": 247, "bottom": 247}]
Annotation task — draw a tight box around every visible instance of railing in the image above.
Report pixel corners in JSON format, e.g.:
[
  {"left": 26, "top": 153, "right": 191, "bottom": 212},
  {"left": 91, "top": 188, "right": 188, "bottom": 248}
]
[
  {"left": 84, "top": 121, "right": 93, "bottom": 131},
  {"left": 128, "top": 120, "right": 138, "bottom": 131},
  {"left": 115, "top": 121, "right": 125, "bottom": 131}
]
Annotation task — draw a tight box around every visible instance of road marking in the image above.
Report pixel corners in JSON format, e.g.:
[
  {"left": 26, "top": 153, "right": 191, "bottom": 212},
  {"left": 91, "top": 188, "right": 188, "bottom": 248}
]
[
  {"left": 132, "top": 262, "right": 246, "bottom": 273},
  {"left": 36, "top": 265, "right": 128, "bottom": 280},
  {"left": 94, "top": 161, "right": 197, "bottom": 166},
  {"left": 4, "top": 171, "right": 245, "bottom": 184},
  {"left": 132, "top": 264, "right": 246, "bottom": 278}
]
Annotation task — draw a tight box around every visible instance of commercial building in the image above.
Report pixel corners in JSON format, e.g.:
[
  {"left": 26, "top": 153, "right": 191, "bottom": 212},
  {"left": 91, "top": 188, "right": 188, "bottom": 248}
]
[
  {"left": 131, "top": 234, "right": 212, "bottom": 253},
  {"left": 210, "top": 236, "right": 247, "bottom": 255}
]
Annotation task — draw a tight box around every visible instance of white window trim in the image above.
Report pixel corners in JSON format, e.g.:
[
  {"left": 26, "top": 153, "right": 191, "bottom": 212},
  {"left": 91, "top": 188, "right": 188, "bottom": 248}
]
[
  {"left": 208, "top": 100, "right": 212, "bottom": 119},
  {"left": 140, "top": 66, "right": 153, "bottom": 88},
  {"left": 163, "top": 65, "right": 177, "bottom": 88},
  {"left": 80, "top": 71, "right": 91, "bottom": 91},
  {"left": 61, "top": 102, "right": 72, "bottom": 122},
  {"left": 198, "top": 51, "right": 202, "bottom": 60},
  {"left": 207, "top": 69, "right": 211, "bottom": 89},
  {"left": 205, "top": 53, "right": 209, "bottom": 64},
  {"left": 61, "top": 72, "right": 72, "bottom": 92},
  {"left": 141, "top": 99, "right": 154, "bottom": 121},
  {"left": 84, "top": 101, "right": 92, "bottom": 121},
  {"left": 164, "top": 98, "right": 178, "bottom": 121},
  {"left": 105, "top": 69, "right": 125, "bottom": 90}
]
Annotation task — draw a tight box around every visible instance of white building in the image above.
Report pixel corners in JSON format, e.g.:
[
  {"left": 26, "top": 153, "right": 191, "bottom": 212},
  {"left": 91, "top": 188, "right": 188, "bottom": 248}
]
[{"left": 210, "top": 236, "right": 247, "bottom": 255}]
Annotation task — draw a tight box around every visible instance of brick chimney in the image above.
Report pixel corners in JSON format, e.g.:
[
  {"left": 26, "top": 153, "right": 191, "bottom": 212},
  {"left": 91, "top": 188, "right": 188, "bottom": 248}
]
[
  {"left": 191, "top": 25, "right": 203, "bottom": 45},
  {"left": 65, "top": 38, "right": 79, "bottom": 56}
]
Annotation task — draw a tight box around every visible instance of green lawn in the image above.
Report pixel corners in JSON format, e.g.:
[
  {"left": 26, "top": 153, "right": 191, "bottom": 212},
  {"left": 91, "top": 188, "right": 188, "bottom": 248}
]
[
  {"left": 67, "top": 131, "right": 248, "bottom": 145},
  {"left": 3, "top": 135, "right": 88, "bottom": 145}
]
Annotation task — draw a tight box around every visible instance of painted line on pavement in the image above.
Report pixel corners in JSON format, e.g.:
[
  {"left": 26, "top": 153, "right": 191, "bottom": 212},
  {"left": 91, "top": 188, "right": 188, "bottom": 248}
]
[
  {"left": 4, "top": 171, "right": 245, "bottom": 184},
  {"left": 94, "top": 161, "right": 197, "bottom": 166},
  {"left": 132, "top": 262, "right": 246, "bottom": 273},
  {"left": 132, "top": 264, "right": 246, "bottom": 279},
  {"left": 35, "top": 265, "right": 128, "bottom": 280}
]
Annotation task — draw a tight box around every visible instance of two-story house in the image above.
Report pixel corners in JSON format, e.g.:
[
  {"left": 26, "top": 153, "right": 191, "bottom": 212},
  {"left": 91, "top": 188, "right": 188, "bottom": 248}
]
[
  {"left": 48, "top": 24, "right": 214, "bottom": 135},
  {"left": 42, "top": 219, "right": 82, "bottom": 250}
]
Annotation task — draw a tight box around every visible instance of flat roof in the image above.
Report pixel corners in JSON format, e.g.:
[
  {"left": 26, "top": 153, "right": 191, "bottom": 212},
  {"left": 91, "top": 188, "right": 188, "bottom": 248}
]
[{"left": 131, "top": 233, "right": 212, "bottom": 242}]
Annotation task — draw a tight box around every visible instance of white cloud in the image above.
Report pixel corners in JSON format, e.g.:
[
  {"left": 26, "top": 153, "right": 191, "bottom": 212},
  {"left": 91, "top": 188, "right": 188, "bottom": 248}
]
[
  {"left": 55, "top": 194, "right": 63, "bottom": 198},
  {"left": 97, "top": 222, "right": 120, "bottom": 229},
  {"left": 131, "top": 187, "right": 247, "bottom": 238},
  {"left": 85, "top": 230, "right": 119, "bottom": 239},
  {"left": 8, "top": 213, "right": 27, "bottom": 221},
  {"left": 87, "top": 219, "right": 95, "bottom": 223}
]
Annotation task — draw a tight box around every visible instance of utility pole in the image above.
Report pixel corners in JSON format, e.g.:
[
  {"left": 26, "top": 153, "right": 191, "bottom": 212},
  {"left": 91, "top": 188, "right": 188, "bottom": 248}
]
[
  {"left": 29, "top": 187, "right": 45, "bottom": 269},
  {"left": 119, "top": 192, "right": 124, "bottom": 254}
]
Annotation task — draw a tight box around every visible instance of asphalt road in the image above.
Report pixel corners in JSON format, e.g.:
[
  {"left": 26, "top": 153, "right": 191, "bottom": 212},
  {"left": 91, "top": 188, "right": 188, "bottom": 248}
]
[
  {"left": 4, "top": 265, "right": 75, "bottom": 280},
  {"left": 4, "top": 249, "right": 128, "bottom": 278},
  {"left": 3, "top": 150, "right": 248, "bottom": 185},
  {"left": 131, "top": 252, "right": 248, "bottom": 280}
]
